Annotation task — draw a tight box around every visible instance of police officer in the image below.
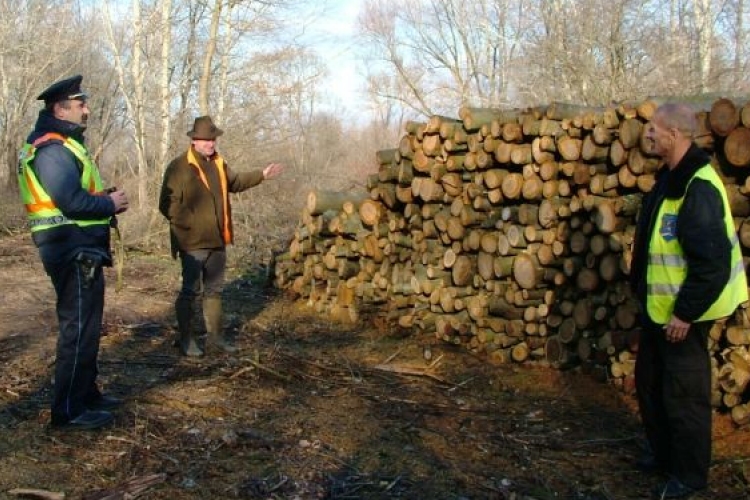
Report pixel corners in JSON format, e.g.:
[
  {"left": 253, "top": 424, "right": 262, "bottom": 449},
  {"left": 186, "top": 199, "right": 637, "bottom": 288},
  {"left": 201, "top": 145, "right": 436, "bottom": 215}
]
[
  {"left": 630, "top": 103, "right": 748, "bottom": 498},
  {"left": 18, "top": 75, "right": 129, "bottom": 430}
]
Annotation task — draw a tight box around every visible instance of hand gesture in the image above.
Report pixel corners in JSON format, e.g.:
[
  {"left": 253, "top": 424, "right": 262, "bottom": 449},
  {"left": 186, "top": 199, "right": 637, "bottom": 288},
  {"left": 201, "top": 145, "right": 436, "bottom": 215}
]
[{"left": 263, "top": 163, "right": 284, "bottom": 180}]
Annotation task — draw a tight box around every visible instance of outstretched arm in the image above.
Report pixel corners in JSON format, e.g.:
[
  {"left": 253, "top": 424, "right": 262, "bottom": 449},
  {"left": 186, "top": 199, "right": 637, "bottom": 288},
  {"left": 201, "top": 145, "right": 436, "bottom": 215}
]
[
  {"left": 226, "top": 162, "right": 285, "bottom": 192},
  {"left": 263, "top": 163, "right": 284, "bottom": 180}
]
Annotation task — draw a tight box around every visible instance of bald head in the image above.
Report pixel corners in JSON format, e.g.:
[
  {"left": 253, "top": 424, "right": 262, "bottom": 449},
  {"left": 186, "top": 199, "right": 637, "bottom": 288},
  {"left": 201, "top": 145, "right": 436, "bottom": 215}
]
[
  {"left": 652, "top": 103, "right": 697, "bottom": 141},
  {"left": 646, "top": 103, "right": 697, "bottom": 169}
]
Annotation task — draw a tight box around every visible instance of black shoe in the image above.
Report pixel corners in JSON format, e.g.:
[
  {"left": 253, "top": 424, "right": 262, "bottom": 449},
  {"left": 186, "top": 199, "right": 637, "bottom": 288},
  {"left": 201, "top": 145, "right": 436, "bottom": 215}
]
[
  {"left": 651, "top": 478, "right": 698, "bottom": 499},
  {"left": 52, "top": 410, "right": 114, "bottom": 431},
  {"left": 87, "top": 394, "right": 123, "bottom": 411}
]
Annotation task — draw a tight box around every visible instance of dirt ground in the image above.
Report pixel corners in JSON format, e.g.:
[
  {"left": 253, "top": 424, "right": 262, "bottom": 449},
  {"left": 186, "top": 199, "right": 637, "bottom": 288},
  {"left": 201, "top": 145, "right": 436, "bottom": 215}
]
[{"left": 0, "top": 231, "right": 748, "bottom": 500}]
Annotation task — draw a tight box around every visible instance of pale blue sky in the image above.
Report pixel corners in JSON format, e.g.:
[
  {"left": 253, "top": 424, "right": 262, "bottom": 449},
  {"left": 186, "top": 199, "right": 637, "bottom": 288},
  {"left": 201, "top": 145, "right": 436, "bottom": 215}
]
[{"left": 309, "top": 0, "right": 368, "bottom": 119}]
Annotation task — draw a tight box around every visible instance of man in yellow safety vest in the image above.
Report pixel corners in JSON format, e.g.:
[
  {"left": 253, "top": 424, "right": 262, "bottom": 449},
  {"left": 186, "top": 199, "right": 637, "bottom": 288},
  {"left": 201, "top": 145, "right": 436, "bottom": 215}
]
[
  {"left": 630, "top": 103, "right": 748, "bottom": 499},
  {"left": 18, "top": 75, "right": 129, "bottom": 430}
]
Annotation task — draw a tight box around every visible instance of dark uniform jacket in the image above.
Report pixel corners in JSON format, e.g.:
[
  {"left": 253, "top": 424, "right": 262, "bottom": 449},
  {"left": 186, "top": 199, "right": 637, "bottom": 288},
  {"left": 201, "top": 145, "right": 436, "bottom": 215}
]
[
  {"left": 630, "top": 144, "right": 731, "bottom": 323},
  {"left": 25, "top": 110, "right": 116, "bottom": 266},
  {"left": 158, "top": 147, "right": 264, "bottom": 257}
]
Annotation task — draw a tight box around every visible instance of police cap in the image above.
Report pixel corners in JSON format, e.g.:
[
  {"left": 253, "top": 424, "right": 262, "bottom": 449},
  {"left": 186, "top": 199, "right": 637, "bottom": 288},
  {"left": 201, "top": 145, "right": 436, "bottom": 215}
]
[{"left": 37, "top": 75, "right": 87, "bottom": 104}]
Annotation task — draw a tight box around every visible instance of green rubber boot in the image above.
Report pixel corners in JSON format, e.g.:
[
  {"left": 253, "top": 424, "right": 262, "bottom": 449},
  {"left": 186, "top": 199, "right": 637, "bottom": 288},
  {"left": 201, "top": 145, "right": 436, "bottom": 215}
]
[{"left": 203, "top": 296, "right": 237, "bottom": 354}]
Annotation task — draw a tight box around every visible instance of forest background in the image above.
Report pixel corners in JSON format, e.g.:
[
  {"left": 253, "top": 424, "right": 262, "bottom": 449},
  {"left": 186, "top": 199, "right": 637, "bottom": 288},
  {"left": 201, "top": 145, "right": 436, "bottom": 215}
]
[{"left": 0, "top": 0, "right": 748, "bottom": 265}]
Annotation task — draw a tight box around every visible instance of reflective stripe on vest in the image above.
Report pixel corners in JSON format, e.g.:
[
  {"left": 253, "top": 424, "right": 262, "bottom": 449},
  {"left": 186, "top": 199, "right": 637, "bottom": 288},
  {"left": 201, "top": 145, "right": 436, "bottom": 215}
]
[
  {"left": 17, "top": 132, "right": 110, "bottom": 233},
  {"left": 187, "top": 148, "right": 232, "bottom": 244},
  {"left": 646, "top": 164, "right": 748, "bottom": 322}
]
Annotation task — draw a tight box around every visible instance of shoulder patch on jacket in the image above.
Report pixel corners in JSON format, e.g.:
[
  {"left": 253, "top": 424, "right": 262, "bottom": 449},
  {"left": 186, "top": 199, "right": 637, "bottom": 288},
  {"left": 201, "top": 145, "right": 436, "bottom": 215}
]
[{"left": 659, "top": 213, "right": 678, "bottom": 241}]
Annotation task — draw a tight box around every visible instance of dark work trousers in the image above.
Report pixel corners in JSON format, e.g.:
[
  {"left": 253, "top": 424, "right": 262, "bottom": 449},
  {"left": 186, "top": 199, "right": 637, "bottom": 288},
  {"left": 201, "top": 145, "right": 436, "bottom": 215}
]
[
  {"left": 178, "top": 248, "right": 226, "bottom": 300},
  {"left": 634, "top": 316, "right": 712, "bottom": 489},
  {"left": 44, "top": 257, "right": 105, "bottom": 424}
]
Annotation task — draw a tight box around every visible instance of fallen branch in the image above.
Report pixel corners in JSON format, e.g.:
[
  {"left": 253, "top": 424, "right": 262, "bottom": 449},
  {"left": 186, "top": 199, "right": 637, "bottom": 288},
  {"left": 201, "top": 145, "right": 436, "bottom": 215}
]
[
  {"left": 384, "top": 475, "right": 402, "bottom": 492},
  {"left": 238, "top": 358, "right": 292, "bottom": 382},
  {"left": 279, "top": 352, "right": 351, "bottom": 375},
  {"left": 8, "top": 489, "right": 65, "bottom": 500},
  {"left": 228, "top": 366, "right": 254, "bottom": 380},
  {"left": 572, "top": 436, "right": 639, "bottom": 448},
  {"left": 104, "top": 435, "right": 180, "bottom": 465},
  {"left": 119, "top": 322, "right": 163, "bottom": 331},
  {"left": 267, "top": 475, "right": 289, "bottom": 493},
  {"left": 381, "top": 347, "right": 405, "bottom": 365},
  {"left": 81, "top": 473, "right": 167, "bottom": 500},
  {"left": 447, "top": 375, "right": 476, "bottom": 393},
  {"left": 427, "top": 353, "right": 444, "bottom": 370},
  {"left": 371, "top": 364, "right": 447, "bottom": 383},
  {"left": 99, "top": 359, "right": 174, "bottom": 367}
]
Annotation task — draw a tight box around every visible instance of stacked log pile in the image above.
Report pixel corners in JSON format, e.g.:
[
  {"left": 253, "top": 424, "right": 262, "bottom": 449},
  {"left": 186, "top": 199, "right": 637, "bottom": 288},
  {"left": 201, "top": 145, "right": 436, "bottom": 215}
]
[{"left": 274, "top": 97, "right": 750, "bottom": 425}]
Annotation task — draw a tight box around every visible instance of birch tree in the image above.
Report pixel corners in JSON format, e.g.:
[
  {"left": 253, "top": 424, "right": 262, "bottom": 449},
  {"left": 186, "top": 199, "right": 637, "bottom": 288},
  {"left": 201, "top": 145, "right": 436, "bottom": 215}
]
[
  {"left": 159, "top": 0, "right": 173, "bottom": 175},
  {"left": 216, "top": 1, "right": 234, "bottom": 122},
  {"left": 199, "top": 0, "right": 223, "bottom": 115},
  {"left": 693, "top": 0, "right": 718, "bottom": 92},
  {"left": 173, "top": 2, "right": 204, "bottom": 133},
  {"left": 103, "top": 0, "right": 150, "bottom": 207},
  {"left": 734, "top": 0, "right": 744, "bottom": 87}
]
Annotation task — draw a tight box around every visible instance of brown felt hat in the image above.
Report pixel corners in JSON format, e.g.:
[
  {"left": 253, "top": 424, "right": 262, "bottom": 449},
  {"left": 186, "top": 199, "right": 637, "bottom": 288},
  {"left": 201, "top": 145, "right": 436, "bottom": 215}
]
[{"left": 187, "top": 116, "right": 223, "bottom": 140}]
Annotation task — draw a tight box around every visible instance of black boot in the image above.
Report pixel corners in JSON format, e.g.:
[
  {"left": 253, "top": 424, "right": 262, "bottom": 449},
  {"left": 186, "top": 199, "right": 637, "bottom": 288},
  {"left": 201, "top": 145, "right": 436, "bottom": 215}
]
[{"left": 175, "top": 296, "right": 203, "bottom": 357}]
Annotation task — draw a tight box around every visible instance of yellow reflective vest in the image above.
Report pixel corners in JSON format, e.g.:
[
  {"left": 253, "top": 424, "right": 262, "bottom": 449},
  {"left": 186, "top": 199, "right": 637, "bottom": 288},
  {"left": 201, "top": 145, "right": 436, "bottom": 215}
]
[
  {"left": 646, "top": 165, "right": 748, "bottom": 323},
  {"left": 17, "top": 132, "right": 110, "bottom": 233}
]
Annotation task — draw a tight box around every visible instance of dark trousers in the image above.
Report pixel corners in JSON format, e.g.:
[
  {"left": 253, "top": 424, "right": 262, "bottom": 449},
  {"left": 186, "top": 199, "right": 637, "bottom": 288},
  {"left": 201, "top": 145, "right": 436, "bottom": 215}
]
[
  {"left": 634, "top": 316, "right": 712, "bottom": 489},
  {"left": 178, "top": 248, "right": 226, "bottom": 300},
  {"left": 44, "top": 257, "right": 105, "bottom": 423}
]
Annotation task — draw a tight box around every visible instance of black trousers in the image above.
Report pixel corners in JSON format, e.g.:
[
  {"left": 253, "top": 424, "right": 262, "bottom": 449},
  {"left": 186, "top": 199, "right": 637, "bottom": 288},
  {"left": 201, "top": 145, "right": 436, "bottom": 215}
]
[
  {"left": 44, "top": 256, "right": 105, "bottom": 423},
  {"left": 634, "top": 316, "right": 712, "bottom": 489}
]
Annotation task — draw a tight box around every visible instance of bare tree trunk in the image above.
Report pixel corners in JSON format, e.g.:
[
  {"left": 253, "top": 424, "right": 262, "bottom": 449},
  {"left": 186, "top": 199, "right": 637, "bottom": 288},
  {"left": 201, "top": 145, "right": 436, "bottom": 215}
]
[
  {"left": 199, "top": 0, "right": 223, "bottom": 115},
  {"left": 693, "top": 0, "right": 714, "bottom": 92},
  {"left": 132, "top": 0, "right": 148, "bottom": 209},
  {"left": 178, "top": 4, "right": 200, "bottom": 131},
  {"left": 540, "top": 0, "right": 575, "bottom": 102},
  {"left": 735, "top": 0, "right": 744, "bottom": 87},
  {"left": 159, "top": 0, "right": 173, "bottom": 177},
  {"left": 607, "top": 1, "right": 626, "bottom": 97},
  {"left": 103, "top": 0, "right": 148, "bottom": 208},
  {"left": 216, "top": 1, "right": 234, "bottom": 122}
]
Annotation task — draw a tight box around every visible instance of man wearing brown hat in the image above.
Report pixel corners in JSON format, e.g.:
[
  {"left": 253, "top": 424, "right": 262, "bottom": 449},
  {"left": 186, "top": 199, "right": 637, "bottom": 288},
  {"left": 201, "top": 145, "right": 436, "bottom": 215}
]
[
  {"left": 159, "top": 116, "right": 283, "bottom": 357},
  {"left": 18, "top": 75, "right": 129, "bottom": 430}
]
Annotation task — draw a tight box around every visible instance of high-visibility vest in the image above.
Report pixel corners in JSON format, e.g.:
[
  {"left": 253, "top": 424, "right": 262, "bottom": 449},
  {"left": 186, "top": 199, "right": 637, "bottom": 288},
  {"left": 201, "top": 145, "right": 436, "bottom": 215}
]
[
  {"left": 186, "top": 148, "right": 232, "bottom": 244},
  {"left": 17, "top": 132, "right": 110, "bottom": 233},
  {"left": 646, "top": 165, "right": 748, "bottom": 322}
]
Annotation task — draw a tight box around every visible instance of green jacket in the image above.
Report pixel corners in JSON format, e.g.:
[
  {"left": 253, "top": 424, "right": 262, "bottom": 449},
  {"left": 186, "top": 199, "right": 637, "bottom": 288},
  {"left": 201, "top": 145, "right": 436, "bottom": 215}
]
[{"left": 159, "top": 147, "right": 264, "bottom": 257}]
